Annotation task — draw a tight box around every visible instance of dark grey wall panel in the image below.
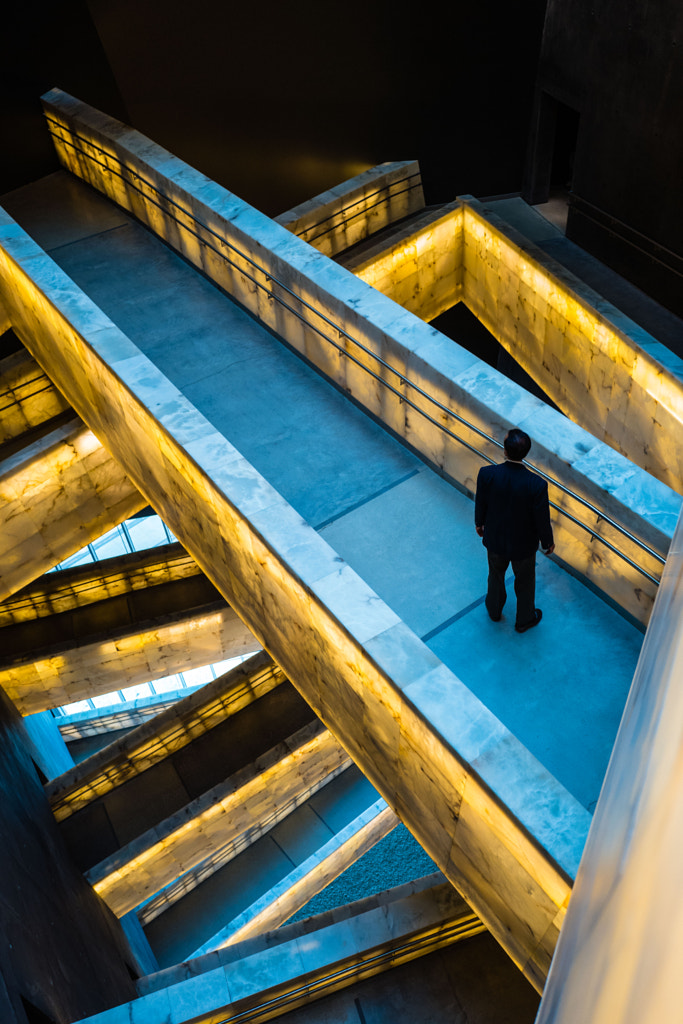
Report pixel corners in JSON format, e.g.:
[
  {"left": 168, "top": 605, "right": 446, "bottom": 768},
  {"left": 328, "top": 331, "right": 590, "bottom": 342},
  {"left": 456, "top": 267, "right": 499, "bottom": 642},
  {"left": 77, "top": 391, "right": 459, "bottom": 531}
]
[{"left": 0, "top": 686, "right": 137, "bottom": 1024}]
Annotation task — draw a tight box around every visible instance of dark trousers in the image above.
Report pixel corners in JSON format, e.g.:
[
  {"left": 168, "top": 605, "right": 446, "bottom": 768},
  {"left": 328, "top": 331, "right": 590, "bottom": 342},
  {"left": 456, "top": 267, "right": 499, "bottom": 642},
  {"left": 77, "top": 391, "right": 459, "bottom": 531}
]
[{"left": 486, "top": 550, "right": 536, "bottom": 627}]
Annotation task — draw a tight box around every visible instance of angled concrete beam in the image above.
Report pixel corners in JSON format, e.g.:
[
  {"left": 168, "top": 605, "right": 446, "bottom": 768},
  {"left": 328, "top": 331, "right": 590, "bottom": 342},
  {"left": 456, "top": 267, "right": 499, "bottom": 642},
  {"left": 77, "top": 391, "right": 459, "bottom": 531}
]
[
  {"left": 47, "top": 650, "right": 284, "bottom": 821},
  {"left": 0, "top": 541, "right": 257, "bottom": 714},
  {"left": 190, "top": 798, "right": 398, "bottom": 955},
  {"left": 56, "top": 689, "right": 198, "bottom": 739},
  {"left": 0, "top": 602, "right": 255, "bottom": 716},
  {"left": 0, "top": 541, "right": 199, "bottom": 626},
  {"left": 87, "top": 878, "right": 485, "bottom": 1024},
  {"left": 52, "top": 660, "right": 390, "bottom": 958},
  {"left": 0, "top": 416, "right": 145, "bottom": 601},
  {"left": 87, "top": 722, "right": 351, "bottom": 917},
  {"left": 0, "top": 346, "right": 71, "bottom": 444},
  {"left": 275, "top": 160, "right": 425, "bottom": 258}
]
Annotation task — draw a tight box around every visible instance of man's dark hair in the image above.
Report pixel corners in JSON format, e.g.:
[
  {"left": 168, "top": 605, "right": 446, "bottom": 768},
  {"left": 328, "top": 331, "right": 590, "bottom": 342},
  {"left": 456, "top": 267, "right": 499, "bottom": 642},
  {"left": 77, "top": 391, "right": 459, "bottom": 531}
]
[{"left": 504, "top": 428, "right": 531, "bottom": 461}]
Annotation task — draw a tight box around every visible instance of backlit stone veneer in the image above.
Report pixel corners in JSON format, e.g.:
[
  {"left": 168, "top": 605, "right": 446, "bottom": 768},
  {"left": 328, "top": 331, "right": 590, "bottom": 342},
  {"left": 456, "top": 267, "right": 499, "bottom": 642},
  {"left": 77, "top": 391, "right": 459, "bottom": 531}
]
[
  {"left": 276, "top": 160, "right": 424, "bottom": 258},
  {"left": 0, "top": 347, "right": 71, "bottom": 442},
  {"left": 344, "top": 196, "right": 683, "bottom": 497},
  {"left": 0, "top": 90, "right": 678, "bottom": 988},
  {"left": 0, "top": 416, "right": 144, "bottom": 602},
  {"left": 0, "top": 178, "right": 586, "bottom": 992}
]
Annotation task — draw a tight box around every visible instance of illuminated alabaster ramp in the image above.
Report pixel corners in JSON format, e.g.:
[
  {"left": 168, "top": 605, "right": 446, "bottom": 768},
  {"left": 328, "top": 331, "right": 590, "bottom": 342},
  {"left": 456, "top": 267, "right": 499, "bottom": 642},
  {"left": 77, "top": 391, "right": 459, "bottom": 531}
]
[
  {"left": 0, "top": 542, "right": 258, "bottom": 713},
  {"left": 0, "top": 89, "right": 681, "bottom": 1012},
  {"left": 0, "top": 342, "right": 145, "bottom": 598}
]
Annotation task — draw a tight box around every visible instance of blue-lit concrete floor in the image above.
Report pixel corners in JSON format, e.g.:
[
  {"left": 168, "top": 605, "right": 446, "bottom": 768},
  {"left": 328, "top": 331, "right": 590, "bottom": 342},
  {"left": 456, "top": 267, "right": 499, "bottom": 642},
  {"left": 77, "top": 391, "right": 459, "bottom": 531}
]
[{"left": 2, "top": 172, "right": 644, "bottom": 813}]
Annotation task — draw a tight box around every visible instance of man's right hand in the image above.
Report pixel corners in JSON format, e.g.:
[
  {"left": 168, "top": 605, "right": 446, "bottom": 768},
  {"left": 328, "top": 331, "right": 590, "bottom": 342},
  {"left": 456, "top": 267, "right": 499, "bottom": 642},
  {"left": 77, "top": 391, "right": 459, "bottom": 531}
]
[{"left": 543, "top": 543, "right": 555, "bottom": 556}]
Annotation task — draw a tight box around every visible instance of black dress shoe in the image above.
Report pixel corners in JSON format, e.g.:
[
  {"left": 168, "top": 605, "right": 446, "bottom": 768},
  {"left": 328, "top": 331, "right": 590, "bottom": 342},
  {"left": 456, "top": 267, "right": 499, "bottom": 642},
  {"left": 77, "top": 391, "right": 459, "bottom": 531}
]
[{"left": 515, "top": 609, "right": 542, "bottom": 633}]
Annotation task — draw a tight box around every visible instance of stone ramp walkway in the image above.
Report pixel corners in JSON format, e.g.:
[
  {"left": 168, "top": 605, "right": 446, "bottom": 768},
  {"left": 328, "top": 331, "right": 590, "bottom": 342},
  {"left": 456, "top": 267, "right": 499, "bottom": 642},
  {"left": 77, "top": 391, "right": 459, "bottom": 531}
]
[
  {"left": 485, "top": 196, "right": 683, "bottom": 358},
  {"left": 1, "top": 172, "right": 643, "bottom": 813}
]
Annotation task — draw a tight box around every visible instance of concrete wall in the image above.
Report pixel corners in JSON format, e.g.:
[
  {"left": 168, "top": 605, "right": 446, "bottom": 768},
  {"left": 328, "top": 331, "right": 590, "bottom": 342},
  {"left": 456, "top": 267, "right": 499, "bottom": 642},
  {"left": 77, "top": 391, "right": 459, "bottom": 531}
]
[
  {"left": 276, "top": 160, "right": 425, "bottom": 258},
  {"left": 21, "top": 709, "right": 74, "bottom": 779},
  {"left": 0, "top": 685, "right": 138, "bottom": 1024},
  {"left": 526, "top": 0, "right": 683, "bottom": 316}
]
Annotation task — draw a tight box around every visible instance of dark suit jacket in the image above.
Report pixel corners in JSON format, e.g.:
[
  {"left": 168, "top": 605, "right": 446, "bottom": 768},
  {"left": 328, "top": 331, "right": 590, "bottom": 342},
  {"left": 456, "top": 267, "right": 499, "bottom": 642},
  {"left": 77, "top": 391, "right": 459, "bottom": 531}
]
[{"left": 475, "top": 460, "right": 554, "bottom": 560}]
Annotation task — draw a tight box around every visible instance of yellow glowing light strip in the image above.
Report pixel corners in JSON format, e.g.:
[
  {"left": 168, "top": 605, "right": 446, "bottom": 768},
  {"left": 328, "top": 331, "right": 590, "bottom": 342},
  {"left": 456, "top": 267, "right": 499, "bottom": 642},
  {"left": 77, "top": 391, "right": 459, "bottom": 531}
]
[
  {"left": 90, "top": 729, "right": 349, "bottom": 916},
  {"left": 219, "top": 804, "right": 398, "bottom": 949},
  {"left": 51, "top": 665, "right": 285, "bottom": 820}
]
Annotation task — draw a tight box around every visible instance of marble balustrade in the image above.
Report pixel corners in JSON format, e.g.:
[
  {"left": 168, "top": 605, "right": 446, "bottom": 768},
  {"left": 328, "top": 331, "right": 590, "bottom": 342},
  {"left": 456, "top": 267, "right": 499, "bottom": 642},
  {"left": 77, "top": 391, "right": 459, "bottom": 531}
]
[
  {"left": 460, "top": 199, "right": 683, "bottom": 495},
  {"left": 0, "top": 189, "right": 587, "bottom": 991},
  {"left": 275, "top": 159, "right": 425, "bottom": 257},
  {"left": 189, "top": 799, "right": 398, "bottom": 955},
  {"left": 341, "top": 195, "right": 683, "bottom": 496},
  {"left": 331, "top": 192, "right": 683, "bottom": 500},
  {"left": 340, "top": 202, "right": 464, "bottom": 321},
  {"left": 81, "top": 875, "right": 482, "bottom": 1024}
]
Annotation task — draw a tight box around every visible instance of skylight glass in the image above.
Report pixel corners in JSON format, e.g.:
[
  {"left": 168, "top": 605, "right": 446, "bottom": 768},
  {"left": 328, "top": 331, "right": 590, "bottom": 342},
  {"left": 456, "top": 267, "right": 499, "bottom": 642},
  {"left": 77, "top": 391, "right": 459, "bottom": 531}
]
[{"left": 52, "top": 513, "right": 256, "bottom": 722}]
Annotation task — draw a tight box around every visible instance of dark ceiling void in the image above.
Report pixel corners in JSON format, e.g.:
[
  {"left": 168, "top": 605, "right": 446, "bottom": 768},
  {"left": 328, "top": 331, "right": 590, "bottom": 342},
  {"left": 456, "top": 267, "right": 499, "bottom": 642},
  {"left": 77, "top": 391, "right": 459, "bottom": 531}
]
[{"left": 2, "top": 0, "right": 548, "bottom": 210}]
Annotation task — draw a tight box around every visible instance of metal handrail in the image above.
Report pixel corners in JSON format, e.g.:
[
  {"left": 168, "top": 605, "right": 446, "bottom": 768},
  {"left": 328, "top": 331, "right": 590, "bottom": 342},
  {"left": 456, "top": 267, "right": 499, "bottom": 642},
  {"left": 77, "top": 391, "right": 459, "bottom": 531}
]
[
  {"left": 210, "top": 915, "right": 485, "bottom": 1024},
  {"left": 0, "top": 374, "right": 57, "bottom": 413},
  {"left": 43, "top": 119, "right": 667, "bottom": 584},
  {"left": 293, "top": 174, "right": 422, "bottom": 243}
]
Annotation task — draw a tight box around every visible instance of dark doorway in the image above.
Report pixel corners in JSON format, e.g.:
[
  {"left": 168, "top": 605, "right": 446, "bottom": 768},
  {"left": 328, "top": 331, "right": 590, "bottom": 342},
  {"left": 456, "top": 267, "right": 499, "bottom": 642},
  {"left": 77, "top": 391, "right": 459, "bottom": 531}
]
[
  {"left": 551, "top": 100, "right": 580, "bottom": 193},
  {"left": 21, "top": 998, "right": 56, "bottom": 1024},
  {"left": 524, "top": 92, "right": 580, "bottom": 206}
]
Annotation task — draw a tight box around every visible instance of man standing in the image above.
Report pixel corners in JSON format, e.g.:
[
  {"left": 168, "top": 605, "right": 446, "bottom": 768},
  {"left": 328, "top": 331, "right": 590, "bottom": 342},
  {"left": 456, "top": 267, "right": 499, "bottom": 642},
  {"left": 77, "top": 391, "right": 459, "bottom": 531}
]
[{"left": 474, "top": 428, "right": 555, "bottom": 633}]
